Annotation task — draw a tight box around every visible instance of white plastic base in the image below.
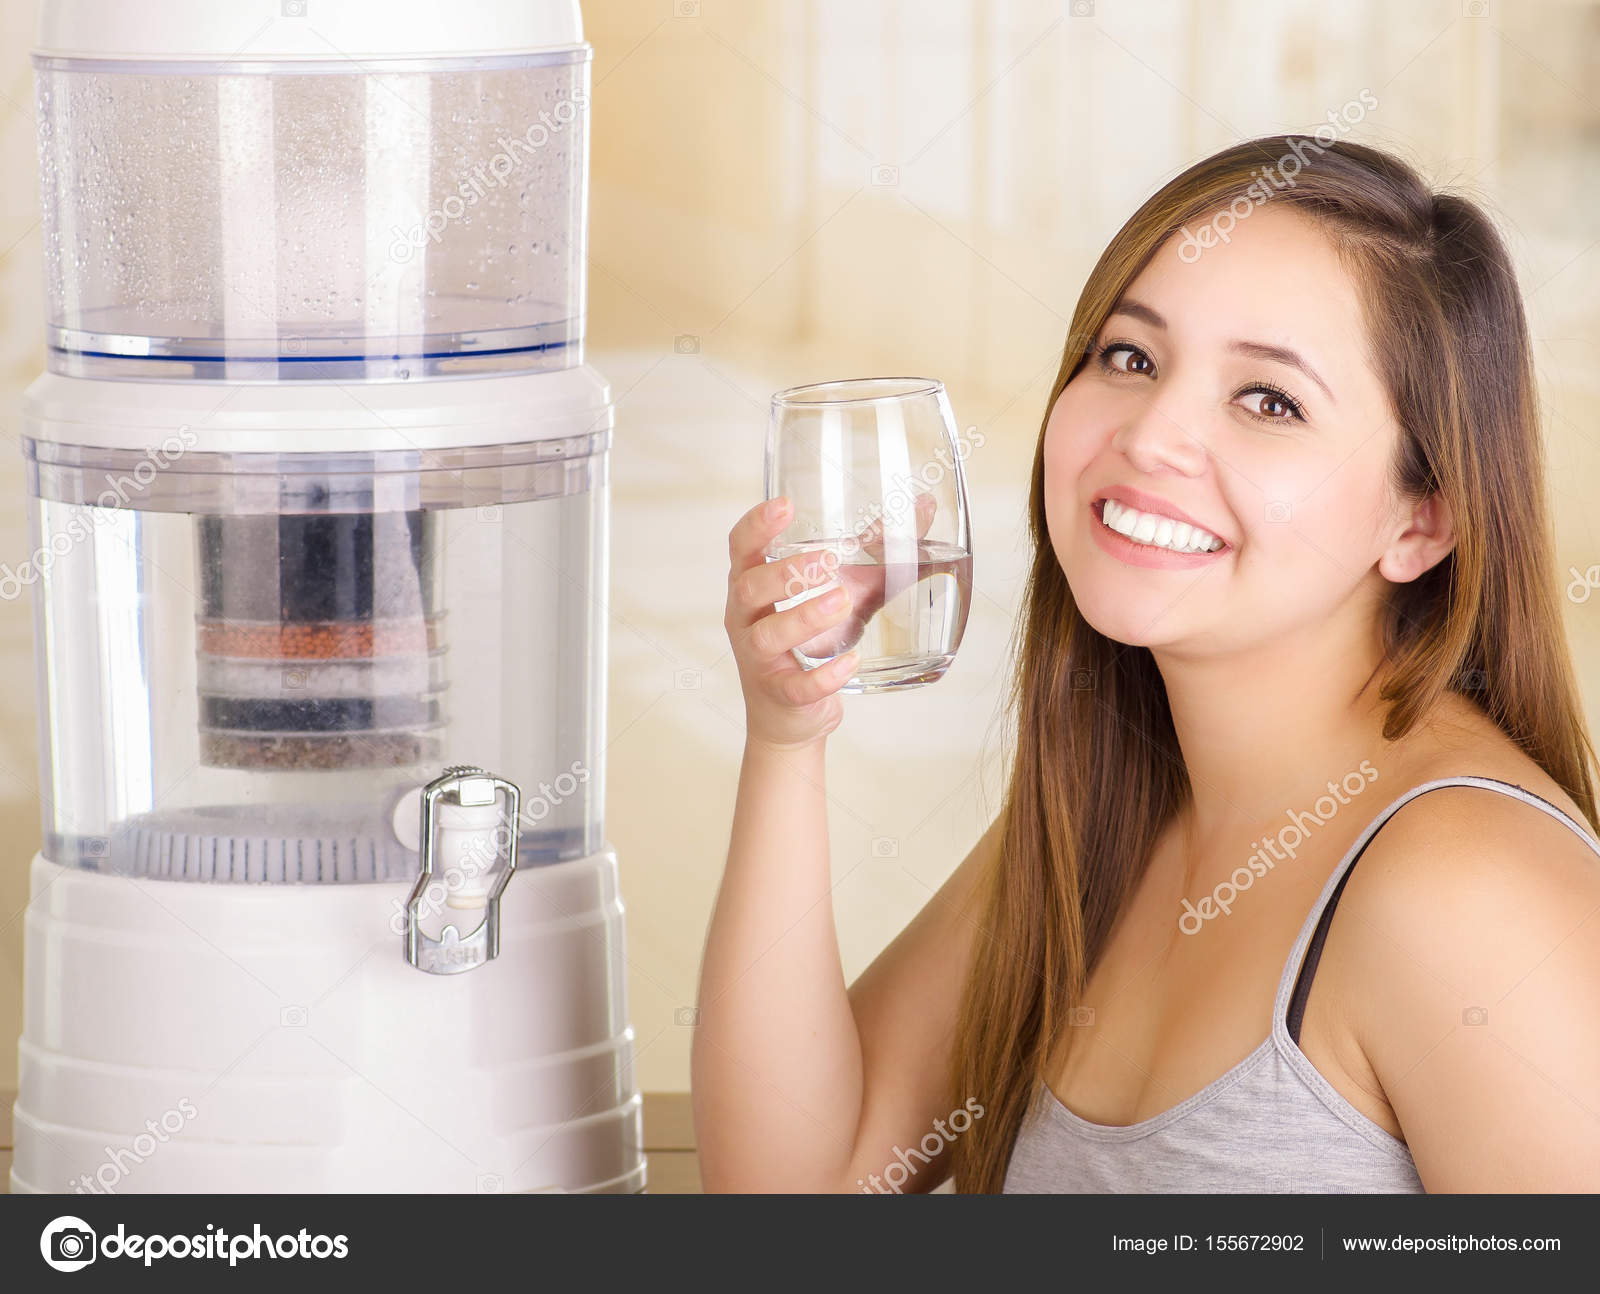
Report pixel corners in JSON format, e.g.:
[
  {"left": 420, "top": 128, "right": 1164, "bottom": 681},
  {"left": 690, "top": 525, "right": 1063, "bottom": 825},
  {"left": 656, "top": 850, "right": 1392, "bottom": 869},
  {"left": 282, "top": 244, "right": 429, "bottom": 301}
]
[{"left": 11, "top": 850, "right": 644, "bottom": 1194}]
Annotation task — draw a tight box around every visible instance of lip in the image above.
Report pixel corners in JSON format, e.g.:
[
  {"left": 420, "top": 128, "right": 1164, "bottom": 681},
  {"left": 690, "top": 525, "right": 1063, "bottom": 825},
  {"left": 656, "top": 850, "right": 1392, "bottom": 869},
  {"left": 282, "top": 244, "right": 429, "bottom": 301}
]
[{"left": 1091, "top": 485, "right": 1232, "bottom": 548}]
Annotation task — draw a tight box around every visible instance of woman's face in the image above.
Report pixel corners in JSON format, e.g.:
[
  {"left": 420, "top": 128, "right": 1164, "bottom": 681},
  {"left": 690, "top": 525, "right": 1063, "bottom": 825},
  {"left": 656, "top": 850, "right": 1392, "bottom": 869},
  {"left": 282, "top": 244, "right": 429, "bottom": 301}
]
[{"left": 1044, "top": 202, "right": 1437, "bottom": 657}]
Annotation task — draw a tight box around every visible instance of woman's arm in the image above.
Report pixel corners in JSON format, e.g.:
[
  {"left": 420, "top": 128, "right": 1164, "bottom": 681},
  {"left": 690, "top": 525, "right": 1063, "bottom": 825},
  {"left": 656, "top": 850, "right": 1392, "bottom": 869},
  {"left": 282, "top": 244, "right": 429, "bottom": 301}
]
[
  {"left": 841, "top": 813, "right": 1000, "bottom": 1191},
  {"left": 692, "top": 736, "right": 856, "bottom": 1192},
  {"left": 692, "top": 498, "right": 999, "bottom": 1191},
  {"left": 693, "top": 778, "right": 997, "bottom": 1193},
  {"left": 1336, "top": 787, "right": 1600, "bottom": 1190}
]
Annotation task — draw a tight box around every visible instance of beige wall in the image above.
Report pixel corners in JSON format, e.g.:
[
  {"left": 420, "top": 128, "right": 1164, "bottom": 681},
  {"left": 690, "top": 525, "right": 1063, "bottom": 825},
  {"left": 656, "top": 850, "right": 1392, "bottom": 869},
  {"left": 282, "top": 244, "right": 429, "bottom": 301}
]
[{"left": 1, "top": 0, "right": 1598, "bottom": 1095}]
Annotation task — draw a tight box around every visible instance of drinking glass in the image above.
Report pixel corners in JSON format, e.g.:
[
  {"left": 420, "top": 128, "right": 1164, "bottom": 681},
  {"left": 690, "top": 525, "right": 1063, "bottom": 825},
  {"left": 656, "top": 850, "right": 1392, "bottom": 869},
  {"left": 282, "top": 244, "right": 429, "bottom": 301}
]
[{"left": 764, "top": 377, "right": 973, "bottom": 693}]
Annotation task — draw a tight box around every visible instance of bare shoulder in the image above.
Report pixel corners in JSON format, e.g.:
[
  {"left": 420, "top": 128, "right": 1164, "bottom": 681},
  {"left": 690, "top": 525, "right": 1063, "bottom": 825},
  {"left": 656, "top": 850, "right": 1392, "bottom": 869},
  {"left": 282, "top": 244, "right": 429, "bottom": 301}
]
[
  {"left": 1326, "top": 729, "right": 1600, "bottom": 1187},
  {"left": 1337, "top": 697, "right": 1597, "bottom": 934},
  {"left": 1335, "top": 771, "right": 1600, "bottom": 953},
  {"left": 1342, "top": 697, "right": 1600, "bottom": 923}
]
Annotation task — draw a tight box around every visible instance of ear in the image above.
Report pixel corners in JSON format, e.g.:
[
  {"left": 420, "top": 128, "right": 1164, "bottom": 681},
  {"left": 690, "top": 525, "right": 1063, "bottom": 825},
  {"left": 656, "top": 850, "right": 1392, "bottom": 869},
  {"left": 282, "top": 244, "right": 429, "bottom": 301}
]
[{"left": 1378, "top": 491, "right": 1455, "bottom": 584}]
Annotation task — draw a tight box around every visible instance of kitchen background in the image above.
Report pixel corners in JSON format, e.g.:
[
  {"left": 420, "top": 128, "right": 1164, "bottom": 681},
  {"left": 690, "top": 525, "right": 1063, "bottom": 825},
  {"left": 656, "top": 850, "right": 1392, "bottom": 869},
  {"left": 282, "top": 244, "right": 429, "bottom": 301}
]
[{"left": 0, "top": 0, "right": 1596, "bottom": 1102}]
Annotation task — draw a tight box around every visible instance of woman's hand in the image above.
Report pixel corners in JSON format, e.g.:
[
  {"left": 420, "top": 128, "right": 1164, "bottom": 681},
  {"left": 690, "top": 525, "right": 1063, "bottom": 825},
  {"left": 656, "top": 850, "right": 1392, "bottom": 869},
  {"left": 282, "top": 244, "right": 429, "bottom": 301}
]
[
  {"left": 724, "top": 497, "right": 861, "bottom": 751},
  {"left": 724, "top": 493, "right": 942, "bottom": 750}
]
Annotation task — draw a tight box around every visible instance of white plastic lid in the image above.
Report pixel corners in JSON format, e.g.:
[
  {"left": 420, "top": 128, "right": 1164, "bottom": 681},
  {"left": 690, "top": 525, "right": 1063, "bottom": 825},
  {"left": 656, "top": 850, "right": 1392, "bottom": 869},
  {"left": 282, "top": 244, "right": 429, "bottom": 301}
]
[
  {"left": 22, "top": 366, "right": 614, "bottom": 453},
  {"left": 36, "top": 0, "right": 585, "bottom": 62}
]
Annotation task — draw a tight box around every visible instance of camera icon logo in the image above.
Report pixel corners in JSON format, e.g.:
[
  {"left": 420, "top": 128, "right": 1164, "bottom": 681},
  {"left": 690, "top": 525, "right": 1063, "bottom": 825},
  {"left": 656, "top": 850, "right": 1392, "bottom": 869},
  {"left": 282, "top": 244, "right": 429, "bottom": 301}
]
[
  {"left": 675, "top": 668, "right": 701, "bottom": 690},
  {"left": 1067, "top": 1005, "right": 1096, "bottom": 1026},
  {"left": 282, "top": 0, "right": 308, "bottom": 16},
  {"left": 1264, "top": 501, "right": 1292, "bottom": 524},
  {"left": 41, "top": 1217, "right": 97, "bottom": 1272},
  {"left": 871, "top": 164, "right": 899, "bottom": 186},
  {"left": 477, "top": 1173, "right": 504, "bottom": 1193},
  {"left": 281, "top": 668, "right": 307, "bottom": 690},
  {"left": 674, "top": 1006, "right": 700, "bottom": 1026},
  {"left": 1462, "top": 1006, "right": 1489, "bottom": 1026},
  {"left": 870, "top": 837, "right": 899, "bottom": 858},
  {"left": 280, "top": 1004, "right": 308, "bottom": 1027},
  {"left": 674, "top": 334, "right": 700, "bottom": 354},
  {"left": 83, "top": 837, "right": 110, "bottom": 859}
]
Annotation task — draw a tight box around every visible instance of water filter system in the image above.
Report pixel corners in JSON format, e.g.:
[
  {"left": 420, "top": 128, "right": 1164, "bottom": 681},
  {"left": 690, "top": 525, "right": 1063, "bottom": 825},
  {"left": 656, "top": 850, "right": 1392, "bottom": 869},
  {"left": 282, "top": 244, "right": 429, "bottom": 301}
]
[{"left": 10, "top": 0, "right": 645, "bottom": 1192}]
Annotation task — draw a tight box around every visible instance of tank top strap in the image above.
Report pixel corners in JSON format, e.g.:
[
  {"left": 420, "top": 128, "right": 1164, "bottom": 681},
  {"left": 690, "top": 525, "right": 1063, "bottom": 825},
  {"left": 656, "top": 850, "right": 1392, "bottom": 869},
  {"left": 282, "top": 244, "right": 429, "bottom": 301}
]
[{"left": 1273, "top": 775, "right": 1600, "bottom": 1042}]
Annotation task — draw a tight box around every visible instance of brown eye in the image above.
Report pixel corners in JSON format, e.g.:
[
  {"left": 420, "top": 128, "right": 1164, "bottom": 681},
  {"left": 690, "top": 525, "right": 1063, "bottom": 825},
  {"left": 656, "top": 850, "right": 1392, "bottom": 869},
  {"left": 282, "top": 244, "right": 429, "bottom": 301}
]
[
  {"left": 1237, "top": 385, "right": 1304, "bottom": 422},
  {"left": 1102, "top": 344, "right": 1154, "bottom": 376}
]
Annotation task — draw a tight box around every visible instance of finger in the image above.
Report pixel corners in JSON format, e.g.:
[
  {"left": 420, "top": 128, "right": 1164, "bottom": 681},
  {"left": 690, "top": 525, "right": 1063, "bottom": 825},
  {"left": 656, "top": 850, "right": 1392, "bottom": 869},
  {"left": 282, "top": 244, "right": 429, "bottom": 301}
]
[
  {"left": 746, "top": 584, "right": 853, "bottom": 662},
  {"left": 791, "top": 608, "right": 866, "bottom": 659},
  {"left": 726, "top": 547, "right": 842, "bottom": 630},
  {"left": 834, "top": 564, "right": 889, "bottom": 625},
  {"left": 777, "top": 651, "right": 860, "bottom": 706},
  {"left": 727, "top": 497, "right": 792, "bottom": 579}
]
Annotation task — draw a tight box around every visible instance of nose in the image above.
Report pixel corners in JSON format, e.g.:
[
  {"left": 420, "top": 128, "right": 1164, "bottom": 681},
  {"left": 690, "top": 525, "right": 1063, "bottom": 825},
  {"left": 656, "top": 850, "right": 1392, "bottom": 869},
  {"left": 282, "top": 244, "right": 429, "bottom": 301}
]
[{"left": 1110, "top": 386, "right": 1210, "bottom": 478}]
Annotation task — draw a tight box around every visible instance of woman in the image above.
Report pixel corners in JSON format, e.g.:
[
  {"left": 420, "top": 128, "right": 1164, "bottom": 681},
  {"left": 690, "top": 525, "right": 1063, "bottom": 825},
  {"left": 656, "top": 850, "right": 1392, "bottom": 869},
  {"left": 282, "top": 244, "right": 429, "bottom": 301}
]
[{"left": 693, "top": 136, "right": 1600, "bottom": 1192}]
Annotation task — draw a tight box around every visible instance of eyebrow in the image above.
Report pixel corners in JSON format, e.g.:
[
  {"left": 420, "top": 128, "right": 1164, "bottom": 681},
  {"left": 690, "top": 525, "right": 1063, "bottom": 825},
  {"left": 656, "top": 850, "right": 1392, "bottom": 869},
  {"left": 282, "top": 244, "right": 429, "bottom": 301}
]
[{"left": 1106, "top": 298, "right": 1336, "bottom": 405}]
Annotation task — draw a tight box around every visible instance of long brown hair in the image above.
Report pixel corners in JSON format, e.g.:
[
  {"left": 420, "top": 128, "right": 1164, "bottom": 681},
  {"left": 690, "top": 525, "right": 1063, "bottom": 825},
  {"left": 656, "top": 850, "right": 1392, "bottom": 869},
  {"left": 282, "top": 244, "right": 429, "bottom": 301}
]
[{"left": 948, "top": 135, "right": 1600, "bottom": 1192}]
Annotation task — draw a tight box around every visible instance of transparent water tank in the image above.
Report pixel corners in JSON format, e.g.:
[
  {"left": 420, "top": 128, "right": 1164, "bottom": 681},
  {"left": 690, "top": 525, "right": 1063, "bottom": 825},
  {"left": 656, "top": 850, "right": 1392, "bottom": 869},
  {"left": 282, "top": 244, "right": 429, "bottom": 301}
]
[
  {"left": 22, "top": 373, "right": 612, "bottom": 882},
  {"left": 35, "top": 50, "right": 590, "bottom": 380}
]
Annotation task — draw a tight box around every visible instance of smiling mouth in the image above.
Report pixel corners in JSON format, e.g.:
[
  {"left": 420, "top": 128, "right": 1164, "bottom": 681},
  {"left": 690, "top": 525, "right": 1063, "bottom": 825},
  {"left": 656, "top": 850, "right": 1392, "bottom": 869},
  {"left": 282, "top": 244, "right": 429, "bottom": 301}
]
[{"left": 1092, "top": 498, "right": 1229, "bottom": 555}]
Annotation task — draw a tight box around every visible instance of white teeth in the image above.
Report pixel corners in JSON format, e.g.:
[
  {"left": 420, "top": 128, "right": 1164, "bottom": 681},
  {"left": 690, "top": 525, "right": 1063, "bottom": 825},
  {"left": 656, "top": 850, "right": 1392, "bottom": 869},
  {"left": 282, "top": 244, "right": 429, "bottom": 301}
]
[{"left": 1100, "top": 498, "right": 1223, "bottom": 553}]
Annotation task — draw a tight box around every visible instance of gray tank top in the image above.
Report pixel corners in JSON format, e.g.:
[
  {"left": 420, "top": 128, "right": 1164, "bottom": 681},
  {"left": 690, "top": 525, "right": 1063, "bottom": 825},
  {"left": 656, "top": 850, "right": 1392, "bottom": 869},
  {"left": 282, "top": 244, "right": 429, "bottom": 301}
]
[{"left": 1003, "top": 775, "right": 1600, "bottom": 1193}]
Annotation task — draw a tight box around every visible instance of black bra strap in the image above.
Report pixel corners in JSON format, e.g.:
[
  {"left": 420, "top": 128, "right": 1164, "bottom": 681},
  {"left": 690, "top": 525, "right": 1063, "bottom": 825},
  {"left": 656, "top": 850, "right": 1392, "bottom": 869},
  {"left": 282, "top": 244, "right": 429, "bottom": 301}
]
[
  {"left": 1284, "top": 846, "right": 1367, "bottom": 1044},
  {"left": 1285, "top": 777, "right": 1586, "bottom": 1044}
]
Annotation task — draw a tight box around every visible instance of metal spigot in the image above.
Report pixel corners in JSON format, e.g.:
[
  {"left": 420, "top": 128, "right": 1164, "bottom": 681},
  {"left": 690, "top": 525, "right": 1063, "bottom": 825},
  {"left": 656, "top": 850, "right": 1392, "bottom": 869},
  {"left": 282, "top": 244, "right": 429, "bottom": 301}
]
[{"left": 402, "top": 765, "right": 521, "bottom": 975}]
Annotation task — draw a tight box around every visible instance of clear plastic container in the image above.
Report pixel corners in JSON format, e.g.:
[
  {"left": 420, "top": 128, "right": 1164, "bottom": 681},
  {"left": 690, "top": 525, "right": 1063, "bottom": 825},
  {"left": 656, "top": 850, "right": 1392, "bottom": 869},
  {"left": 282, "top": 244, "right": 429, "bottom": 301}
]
[
  {"left": 23, "top": 433, "right": 608, "bottom": 879},
  {"left": 34, "top": 51, "right": 590, "bottom": 380}
]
